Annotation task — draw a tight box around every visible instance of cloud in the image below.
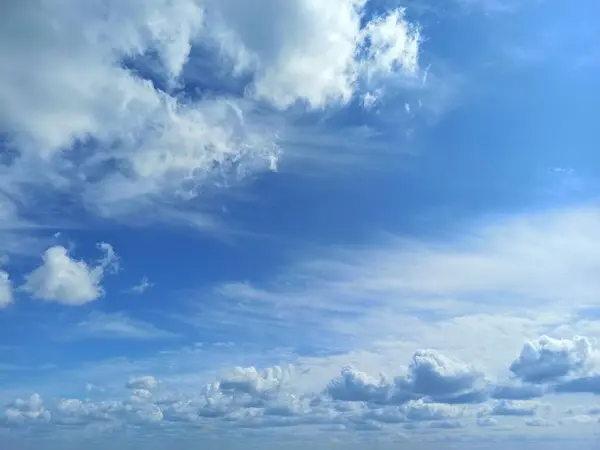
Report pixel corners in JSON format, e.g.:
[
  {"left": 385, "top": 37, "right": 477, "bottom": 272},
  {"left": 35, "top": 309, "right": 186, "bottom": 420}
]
[
  {"left": 510, "top": 336, "right": 594, "bottom": 383},
  {"left": 409, "top": 350, "right": 488, "bottom": 403},
  {"left": 208, "top": 0, "right": 420, "bottom": 109},
  {"left": 325, "top": 349, "right": 487, "bottom": 405},
  {"left": 21, "top": 243, "right": 118, "bottom": 305},
  {"left": 525, "top": 417, "right": 555, "bottom": 427},
  {"left": 402, "top": 399, "right": 464, "bottom": 421},
  {"left": 554, "top": 375, "right": 600, "bottom": 395},
  {"left": 0, "top": 271, "right": 12, "bottom": 308},
  {"left": 129, "top": 277, "right": 153, "bottom": 294},
  {"left": 486, "top": 400, "right": 541, "bottom": 417},
  {"left": 491, "top": 383, "right": 547, "bottom": 400},
  {"left": 5, "top": 334, "right": 600, "bottom": 438},
  {"left": 2, "top": 394, "right": 51, "bottom": 426},
  {"left": 477, "top": 416, "right": 498, "bottom": 427},
  {"left": 74, "top": 311, "right": 178, "bottom": 341},
  {"left": 211, "top": 206, "right": 600, "bottom": 326},
  {"left": 0, "top": 0, "right": 422, "bottom": 231},
  {"left": 126, "top": 376, "right": 159, "bottom": 391}
]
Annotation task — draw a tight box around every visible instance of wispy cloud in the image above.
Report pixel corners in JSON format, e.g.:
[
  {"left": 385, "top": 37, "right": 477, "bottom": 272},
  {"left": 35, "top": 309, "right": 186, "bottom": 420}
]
[
  {"left": 128, "top": 277, "right": 153, "bottom": 295},
  {"left": 72, "top": 311, "right": 178, "bottom": 341},
  {"left": 180, "top": 205, "right": 600, "bottom": 376}
]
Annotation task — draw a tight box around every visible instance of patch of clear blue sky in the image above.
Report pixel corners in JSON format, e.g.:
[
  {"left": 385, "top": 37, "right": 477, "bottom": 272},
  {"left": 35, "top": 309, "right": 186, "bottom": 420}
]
[{"left": 1, "top": 0, "right": 599, "bottom": 383}]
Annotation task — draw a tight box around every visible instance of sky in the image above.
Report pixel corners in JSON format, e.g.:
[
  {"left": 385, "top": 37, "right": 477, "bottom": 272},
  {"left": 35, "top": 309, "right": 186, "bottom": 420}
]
[{"left": 0, "top": 0, "right": 599, "bottom": 448}]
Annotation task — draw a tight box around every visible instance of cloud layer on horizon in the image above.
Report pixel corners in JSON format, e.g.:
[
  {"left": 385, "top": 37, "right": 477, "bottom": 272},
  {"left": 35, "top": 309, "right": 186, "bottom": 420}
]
[{"left": 4, "top": 335, "right": 600, "bottom": 439}]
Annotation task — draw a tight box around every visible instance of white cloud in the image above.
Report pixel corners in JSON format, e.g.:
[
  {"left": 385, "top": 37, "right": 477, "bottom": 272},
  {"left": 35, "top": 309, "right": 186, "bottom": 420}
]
[
  {"left": 75, "top": 311, "right": 178, "bottom": 341},
  {"left": 0, "top": 0, "right": 421, "bottom": 228},
  {"left": 510, "top": 336, "right": 594, "bottom": 383},
  {"left": 22, "top": 243, "right": 118, "bottom": 305},
  {"left": 0, "top": 271, "right": 13, "bottom": 308},
  {"left": 203, "top": 205, "right": 600, "bottom": 379},
  {"left": 485, "top": 400, "right": 541, "bottom": 417},
  {"left": 129, "top": 277, "right": 153, "bottom": 294},
  {"left": 0, "top": 340, "right": 582, "bottom": 438},
  {"left": 3, "top": 394, "right": 51, "bottom": 426},
  {"left": 402, "top": 399, "right": 465, "bottom": 421},
  {"left": 126, "top": 376, "right": 159, "bottom": 391},
  {"left": 208, "top": 0, "right": 420, "bottom": 109},
  {"left": 325, "top": 349, "right": 487, "bottom": 406},
  {"left": 525, "top": 417, "right": 555, "bottom": 427}
]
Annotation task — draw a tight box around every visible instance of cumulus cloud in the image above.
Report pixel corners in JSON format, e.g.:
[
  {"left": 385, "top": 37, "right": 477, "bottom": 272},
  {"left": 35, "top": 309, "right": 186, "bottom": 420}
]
[
  {"left": 207, "top": 0, "right": 420, "bottom": 109},
  {"left": 2, "top": 336, "right": 599, "bottom": 436},
  {"left": 126, "top": 376, "right": 159, "bottom": 391},
  {"left": 21, "top": 243, "right": 118, "bottom": 305},
  {"left": 402, "top": 399, "right": 464, "bottom": 421},
  {"left": 510, "top": 336, "right": 594, "bottom": 383},
  {"left": 477, "top": 416, "right": 498, "bottom": 427},
  {"left": 326, "top": 349, "right": 487, "bottom": 405},
  {"left": 0, "top": 271, "right": 13, "bottom": 308},
  {"left": 485, "top": 400, "right": 541, "bottom": 417},
  {"left": 3, "top": 394, "right": 51, "bottom": 426},
  {"left": 0, "top": 0, "right": 421, "bottom": 225}
]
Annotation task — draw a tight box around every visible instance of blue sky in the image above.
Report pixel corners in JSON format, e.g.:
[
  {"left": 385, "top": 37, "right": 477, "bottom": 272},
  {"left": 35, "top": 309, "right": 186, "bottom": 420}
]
[{"left": 1, "top": 0, "right": 600, "bottom": 448}]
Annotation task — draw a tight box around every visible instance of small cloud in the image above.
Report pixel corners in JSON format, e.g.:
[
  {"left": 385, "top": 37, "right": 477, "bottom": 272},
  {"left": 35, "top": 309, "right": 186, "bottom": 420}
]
[
  {"left": 21, "top": 244, "right": 118, "bottom": 306},
  {"left": 361, "top": 90, "right": 383, "bottom": 110},
  {"left": 129, "top": 277, "right": 153, "bottom": 295},
  {"left": 0, "top": 270, "right": 13, "bottom": 308},
  {"left": 482, "top": 400, "right": 542, "bottom": 417},
  {"left": 3, "top": 394, "right": 51, "bottom": 427},
  {"left": 525, "top": 418, "right": 555, "bottom": 427},
  {"left": 477, "top": 416, "right": 497, "bottom": 427},
  {"left": 75, "top": 311, "right": 178, "bottom": 341},
  {"left": 85, "top": 383, "right": 103, "bottom": 393},
  {"left": 126, "top": 376, "right": 159, "bottom": 391}
]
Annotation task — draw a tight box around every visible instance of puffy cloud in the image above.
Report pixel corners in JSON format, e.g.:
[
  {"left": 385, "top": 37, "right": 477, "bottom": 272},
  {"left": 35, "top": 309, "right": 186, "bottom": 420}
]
[
  {"left": 54, "top": 397, "right": 163, "bottom": 426},
  {"left": 0, "top": 270, "right": 13, "bottom": 308},
  {"left": 510, "top": 336, "right": 593, "bottom": 383},
  {"left": 22, "top": 244, "right": 118, "bottom": 305},
  {"left": 483, "top": 400, "right": 541, "bottom": 417},
  {"left": 208, "top": 0, "right": 420, "bottom": 109},
  {"left": 401, "top": 399, "right": 464, "bottom": 421},
  {"left": 0, "top": 0, "right": 421, "bottom": 225},
  {"left": 477, "top": 416, "right": 498, "bottom": 427},
  {"left": 326, "top": 349, "right": 487, "bottom": 405},
  {"left": 2, "top": 394, "right": 51, "bottom": 426},
  {"left": 126, "top": 376, "right": 159, "bottom": 391},
  {"left": 9, "top": 335, "right": 600, "bottom": 436},
  {"left": 326, "top": 366, "right": 396, "bottom": 403},
  {"left": 409, "top": 350, "right": 488, "bottom": 403},
  {"left": 217, "top": 365, "right": 293, "bottom": 396}
]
